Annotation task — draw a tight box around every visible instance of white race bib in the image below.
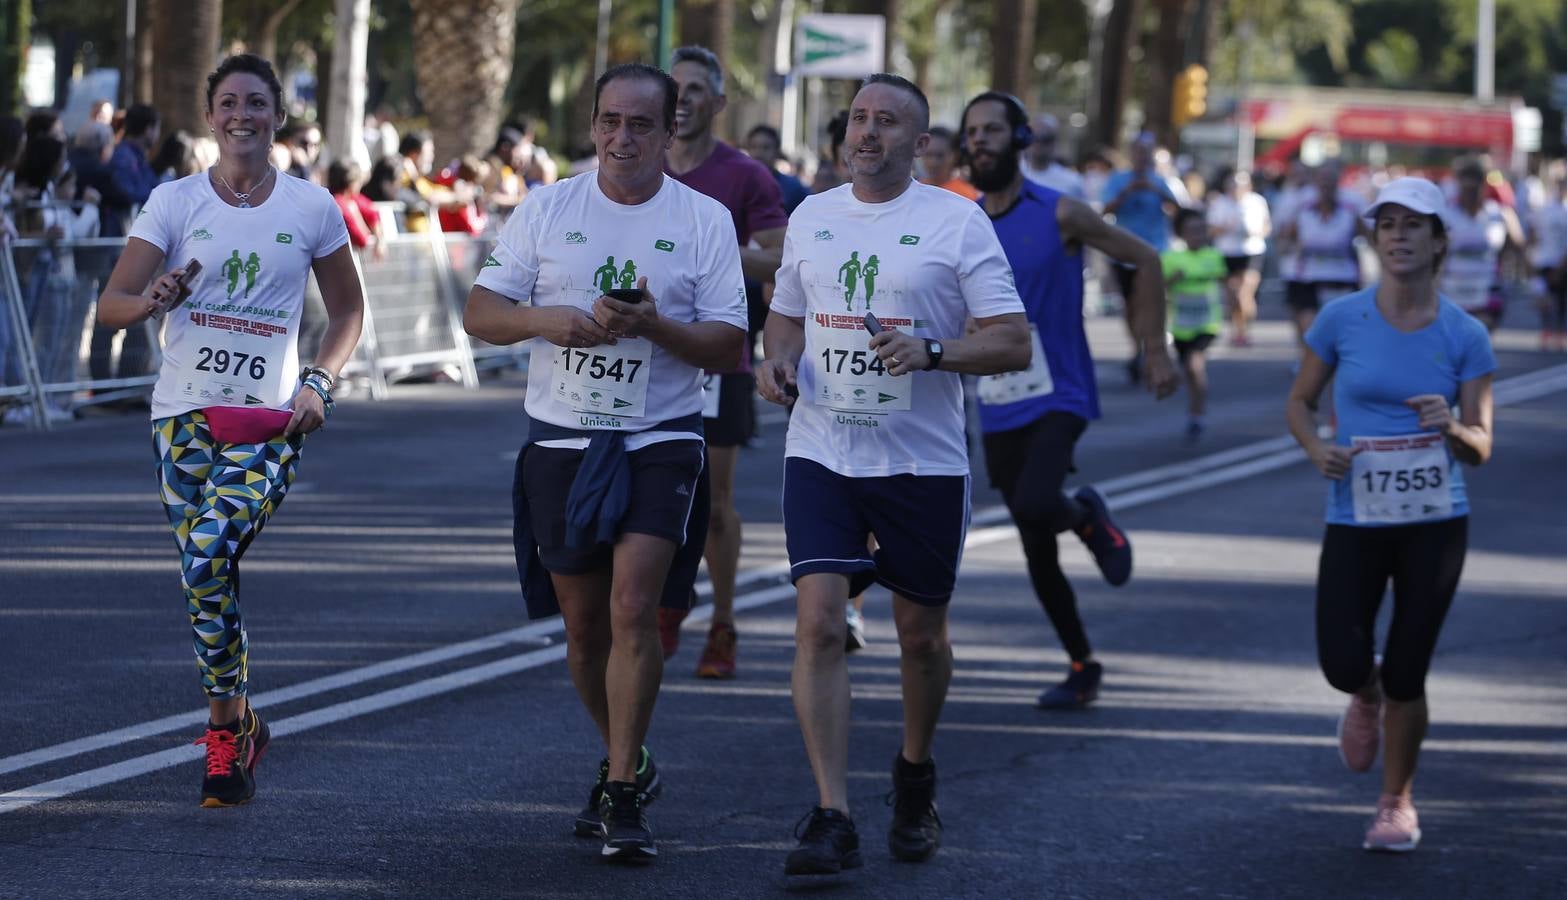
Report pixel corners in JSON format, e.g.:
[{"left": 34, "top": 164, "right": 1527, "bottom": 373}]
[
  {"left": 552, "top": 339, "right": 653, "bottom": 418},
  {"left": 1350, "top": 432, "right": 1453, "bottom": 524},
  {"left": 173, "top": 316, "right": 290, "bottom": 409},
  {"left": 978, "top": 324, "right": 1052, "bottom": 405},
  {"left": 1441, "top": 271, "right": 1492, "bottom": 309},
  {"left": 1171, "top": 292, "right": 1217, "bottom": 332},
  {"left": 701, "top": 373, "right": 721, "bottom": 419},
  {"left": 809, "top": 317, "right": 911, "bottom": 413}
]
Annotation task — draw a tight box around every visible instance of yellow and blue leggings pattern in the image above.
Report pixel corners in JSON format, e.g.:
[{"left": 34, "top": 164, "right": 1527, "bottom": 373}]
[{"left": 154, "top": 411, "right": 302, "bottom": 699}]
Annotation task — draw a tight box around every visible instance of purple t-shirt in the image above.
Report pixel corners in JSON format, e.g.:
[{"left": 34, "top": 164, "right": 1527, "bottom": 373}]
[
  {"left": 668, "top": 140, "right": 788, "bottom": 247},
  {"left": 669, "top": 141, "right": 788, "bottom": 375}
]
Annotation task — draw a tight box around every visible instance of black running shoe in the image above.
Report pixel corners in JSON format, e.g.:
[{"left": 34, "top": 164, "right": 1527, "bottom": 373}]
[
  {"left": 575, "top": 747, "right": 663, "bottom": 838},
  {"left": 194, "top": 706, "right": 269, "bottom": 808},
  {"left": 599, "top": 781, "right": 657, "bottom": 863},
  {"left": 886, "top": 755, "right": 941, "bottom": 862},
  {"left": 1073, "top": 486, "right": 1132, "bottom": 587},
  {"left": 784, "top": 806, "right": 862, "bottom": 876},
  {"left": 1036, "top": 660, "right": 1103, "bottom": 709},
  {"left": 574, "top": 757, "right": 613, "bottom": 837}
]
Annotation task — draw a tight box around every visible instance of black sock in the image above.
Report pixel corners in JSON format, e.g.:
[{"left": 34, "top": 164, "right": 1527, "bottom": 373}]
[{"left": 897, "top": 754, "right": 935, "bottom": 777}]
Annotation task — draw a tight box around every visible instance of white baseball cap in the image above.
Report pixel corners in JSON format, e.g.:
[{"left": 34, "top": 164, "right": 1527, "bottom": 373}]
[{"left": 1363, "top": 177, "right": 1445, "bottom": 223}]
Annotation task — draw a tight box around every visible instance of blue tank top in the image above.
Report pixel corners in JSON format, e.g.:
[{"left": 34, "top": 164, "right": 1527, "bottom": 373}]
[{"left": 978, "top": 182, "right": 1100, "bottom": 433}]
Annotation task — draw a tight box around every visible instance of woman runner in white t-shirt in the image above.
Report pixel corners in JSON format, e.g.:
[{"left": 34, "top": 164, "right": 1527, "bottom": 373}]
[
  {"left": 1206, "top": 168, "right": 1271, "bottom": 346},
  {"left": 1276, "top": 160, "right": 1362, "bottom": 349},
  {"left": 1527, "top": 162, "right": 1567, "bottom": 350},
  {"left": 1439, "top": 157, "right": 1524, "bottom": 333},
  {"left": 95, "top": 54, "right": 364, "bottom": 809}
]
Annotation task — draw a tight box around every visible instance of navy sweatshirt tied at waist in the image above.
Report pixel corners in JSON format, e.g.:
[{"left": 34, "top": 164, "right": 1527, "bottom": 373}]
[{"left": 512, "top": 414, "right": 709, "bottom": 620}]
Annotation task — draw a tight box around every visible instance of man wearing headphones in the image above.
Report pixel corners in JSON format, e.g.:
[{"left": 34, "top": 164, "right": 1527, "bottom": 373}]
[{"left": 960, "top": 92, "right": 1178, "bottom": 709}]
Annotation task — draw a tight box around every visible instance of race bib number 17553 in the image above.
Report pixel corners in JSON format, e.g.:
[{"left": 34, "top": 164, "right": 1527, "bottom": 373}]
[{"left": 1350, "top": 432, "right": 1452, "bottom": 524}]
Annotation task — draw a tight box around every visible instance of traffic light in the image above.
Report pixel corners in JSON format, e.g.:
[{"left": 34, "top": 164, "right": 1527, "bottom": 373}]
[{"left": 1172, "top": 64, "right": 1209, "bottom": 127}]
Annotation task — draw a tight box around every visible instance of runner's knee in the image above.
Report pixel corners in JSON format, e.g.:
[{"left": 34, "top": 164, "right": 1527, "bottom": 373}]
[
  {"left": 795, "top": 602, "right": 848, "bottom": 654},
  {"left": 1318, "top": 638, "right": 1375, "bottom": 695},
  {"left": 895, "top": 625, "right": 949, "bottom": 662},
  {"left": 1011, "top": 489, "right": 1080, "bottom": 534}
]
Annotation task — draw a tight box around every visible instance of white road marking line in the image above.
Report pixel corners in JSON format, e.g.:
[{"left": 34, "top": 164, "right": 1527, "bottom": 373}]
[{"left": 3, "top": 365, "right": 1561, "bottom": 813}]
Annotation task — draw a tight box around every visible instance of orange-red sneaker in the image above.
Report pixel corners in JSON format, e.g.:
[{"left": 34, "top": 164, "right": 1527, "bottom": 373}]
[
  {"left": 657, "top": 607, "right": 688, "bottom": 660},
  {"left": 695, "top": 622, "right": 737, "bottom": 679},
  {"left": 194, "top": 706, "right": 269, "bottom": 808}
]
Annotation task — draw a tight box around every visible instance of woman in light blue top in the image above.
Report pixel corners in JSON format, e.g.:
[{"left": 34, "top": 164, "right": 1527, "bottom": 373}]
[{"left": 1286, "top": 177, "right": 1495, "bottom": 854}]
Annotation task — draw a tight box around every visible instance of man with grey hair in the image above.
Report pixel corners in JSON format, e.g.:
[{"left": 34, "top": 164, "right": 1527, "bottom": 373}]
[
  {"left": 661, "top": 45, "right": 789, "bottom": 681},
  {"left": 1021, "top": 113, "right": 1086, "bottom": 200}
]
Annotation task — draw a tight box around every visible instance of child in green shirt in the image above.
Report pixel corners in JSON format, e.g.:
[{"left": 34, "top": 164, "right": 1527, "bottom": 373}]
[{"left": 1161, "top": 208, "right": 1227, "bottom": 441}]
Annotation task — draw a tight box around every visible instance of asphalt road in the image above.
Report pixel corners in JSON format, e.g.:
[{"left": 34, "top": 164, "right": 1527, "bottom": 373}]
[{"left": 1, "top": 312, "right": 1564, "bottom": 899}]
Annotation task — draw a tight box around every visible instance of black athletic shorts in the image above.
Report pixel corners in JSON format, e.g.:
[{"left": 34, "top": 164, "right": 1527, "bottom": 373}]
[
  {"left": 1173, "top": 332, "right": 1216, "bottom": 362},
  {"left": 1285, "top": 280, "right": 1357, "bottom": 313},
  {"left": 702, "top": 372, "right": 756, "bottom": 448},
  {"left": 1223, "top": 254, "right": 1263, "bottom": 276},
  {"left": 521, "top": 439, "right": 704, "bottom": 574}
]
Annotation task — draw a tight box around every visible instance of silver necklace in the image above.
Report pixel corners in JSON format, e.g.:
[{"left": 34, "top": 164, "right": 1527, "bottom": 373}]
[{"left": 214, "top": 166, "right": 274, "bottom": 208}]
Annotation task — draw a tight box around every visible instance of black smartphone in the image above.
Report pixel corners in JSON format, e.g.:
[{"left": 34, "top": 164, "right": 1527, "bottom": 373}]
[
  {"left": 863, "top": 312, "right": 882, "bottom": 335},
  {"left": 158, "top": 259, "right": 202, "bottom": 313},
  {"left": 783, "top": 382, "right": 799, "bottom": 399},
  {"left": 607, "top": 288, "right": 645, "bottom": 304},
  {"left": 176, "top": 258, "right": 203, "bottom": 289}
]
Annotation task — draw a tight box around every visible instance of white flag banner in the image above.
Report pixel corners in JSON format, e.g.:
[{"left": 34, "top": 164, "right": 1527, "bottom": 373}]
[{"left": 795, "top": 14, "right": 886, "bottom": 79}]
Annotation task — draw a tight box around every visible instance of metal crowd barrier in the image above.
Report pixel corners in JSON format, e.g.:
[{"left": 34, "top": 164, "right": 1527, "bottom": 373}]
[{"left": 0, "top": 219, "right": 522, "bottom": 431}]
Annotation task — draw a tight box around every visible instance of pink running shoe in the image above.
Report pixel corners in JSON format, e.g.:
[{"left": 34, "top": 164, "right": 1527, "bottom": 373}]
[
  {"left": 1336, "top": 693, "right": 1382, "bottom": 773},
  {"left": 1363, "top": 793, "right": 1421, "bottom": 852}
]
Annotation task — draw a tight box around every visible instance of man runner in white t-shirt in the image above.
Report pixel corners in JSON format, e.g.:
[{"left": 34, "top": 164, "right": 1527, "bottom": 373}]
[
  {"left": 464, "top": 63, "right": 749, "bottom": 864},
  {"left": 756, "top": 74, "right": 1031, "bottom": 878}
]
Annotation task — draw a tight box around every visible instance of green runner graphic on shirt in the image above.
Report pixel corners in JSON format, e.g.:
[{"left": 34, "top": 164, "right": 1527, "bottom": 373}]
[
  {"left": 836, "top": 251, "right": 885, "bottom": 310},
  {"left": 593, "top": 255, "right": 641, "bottom": 294},
  {"left": 222, "top": 250, "right": 243, "bottom": 298},
  {"left": 243, "top": 252, "right": 262, "bottom": 298},
  {"left": 218, "top": 249, "right": 266, "bottom": 300}
]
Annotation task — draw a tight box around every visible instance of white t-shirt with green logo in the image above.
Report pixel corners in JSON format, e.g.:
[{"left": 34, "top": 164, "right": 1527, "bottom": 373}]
[
  {"left": 474, "top": 173, "right": 748, "bottom": 432},
  {"left": 771, "top": 181, "right": 1024, "bottom": 477},
  {"left": 130, "top": 170, "right": 350, "bottom": 420}
]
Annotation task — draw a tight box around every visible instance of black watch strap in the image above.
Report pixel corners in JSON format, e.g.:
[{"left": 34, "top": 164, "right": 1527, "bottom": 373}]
[{"left": 924, "top": 339, "right": 944, "bottom": 371}]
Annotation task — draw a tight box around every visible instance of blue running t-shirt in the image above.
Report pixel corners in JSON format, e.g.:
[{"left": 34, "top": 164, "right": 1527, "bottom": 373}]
[
  {"left": 977, "top": 182, "right": 1099, "bottom": 433},
  {"left": 1103, "top": 168, "right": 1176, "bottom": 252},
  {"left": 1305, "top": 288, "right": 1496, "bottom": 526}
]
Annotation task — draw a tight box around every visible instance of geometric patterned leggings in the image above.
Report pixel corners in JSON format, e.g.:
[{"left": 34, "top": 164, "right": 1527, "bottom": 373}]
[{"left": 153, "top": 411, "right": 303, "bottom": 699}]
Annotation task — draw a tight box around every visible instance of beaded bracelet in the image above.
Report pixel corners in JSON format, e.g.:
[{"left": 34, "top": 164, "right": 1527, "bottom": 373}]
[
  {"left": 300, "top": 365, "right": 336, "bottom": 389},
  {"left": 301, "top": 375, "right": 334, "bottom": 413}
]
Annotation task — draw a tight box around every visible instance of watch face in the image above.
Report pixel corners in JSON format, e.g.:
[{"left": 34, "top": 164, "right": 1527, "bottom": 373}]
[{"left": 928, "top": 340, "right": 943, "bottom": 354}]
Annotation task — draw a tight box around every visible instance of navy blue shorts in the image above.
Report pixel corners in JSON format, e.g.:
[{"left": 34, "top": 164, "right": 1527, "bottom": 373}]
[{"left": 782, "top": 457, "right": 970, "bottom": 606}]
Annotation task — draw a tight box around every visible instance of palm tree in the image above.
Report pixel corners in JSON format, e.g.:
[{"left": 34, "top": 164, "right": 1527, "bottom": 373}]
[
  {"left": 151, "top": 0, "right": 222, "bottom": 138},
  {"left": 409, "top": 0, "right": 519, "bottom": 162}
]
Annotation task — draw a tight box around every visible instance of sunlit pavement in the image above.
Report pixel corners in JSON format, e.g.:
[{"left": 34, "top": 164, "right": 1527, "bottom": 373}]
[{"left": 1, "top": 309, "right": 1563, "bottom": 898}]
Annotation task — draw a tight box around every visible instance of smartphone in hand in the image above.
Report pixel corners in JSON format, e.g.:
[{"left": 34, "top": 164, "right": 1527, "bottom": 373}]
[
  {"left": 607, "top": 288, "right": 645, "bottom": 304},
  {"left": 158, "top": 259, "right": 202, "bottom": 313},
  {"left": 863, "top": 312, "right": 882, "bottom": 335}
]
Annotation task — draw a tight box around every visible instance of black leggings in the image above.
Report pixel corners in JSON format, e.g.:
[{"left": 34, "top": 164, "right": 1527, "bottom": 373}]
[
  {"left": 1316, "top": 518, "right": 1468, "bottom": 702},
  {"left": 983, "top": 412, "right": 1092, "bottom": 662}
]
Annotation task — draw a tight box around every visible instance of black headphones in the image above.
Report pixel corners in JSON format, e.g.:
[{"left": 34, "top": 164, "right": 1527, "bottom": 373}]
[{"left": 959, "top": 91, "right": 1034, "bottom": 154}]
